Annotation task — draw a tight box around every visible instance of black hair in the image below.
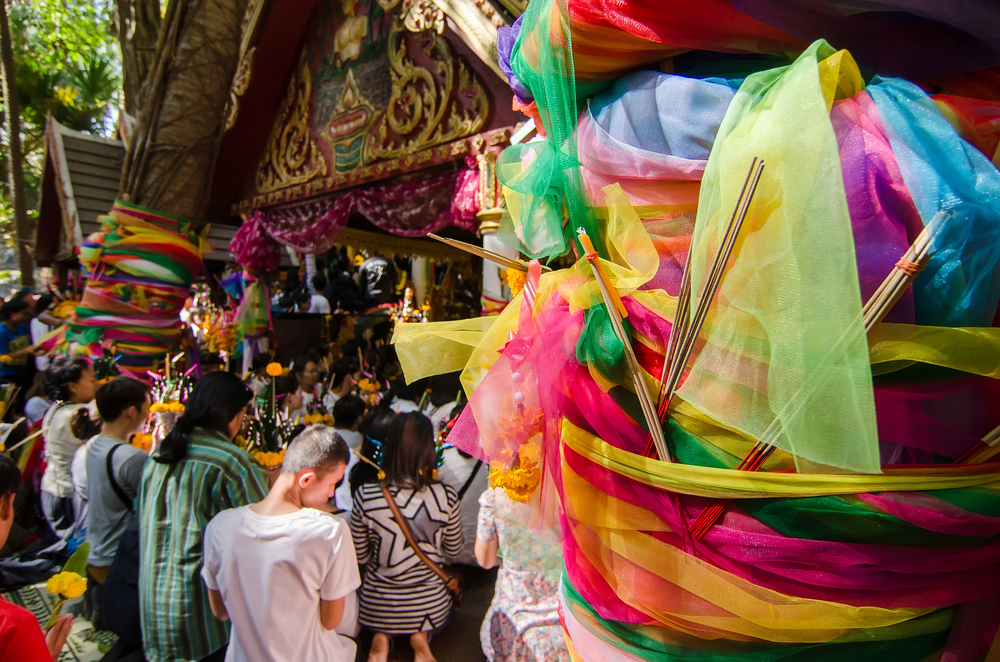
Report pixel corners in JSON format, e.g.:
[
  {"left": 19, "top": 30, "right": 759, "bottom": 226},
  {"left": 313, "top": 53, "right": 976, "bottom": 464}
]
[
  {"left": 71, "top": 408, "right": 102, "bottom": 440},
  {"left": 199, "top": 351, "right": 224, "bottom": 367},
  {"left": 349, "top": 408, "right": 395, "bottom": 495},
  {"left": 156, "top": 372, "right": 252, "bottom": 464},
  {"left": 429, "top": 372, "right": 462, "bottom": 408},
  {"left": 333, "top": 395, "right": 366, "bottom": 428},
  {"left": 382, "top": 412, "right": 436, "bottom": 491},
  {"left": 312, "top": 273, "right": 328, "bottom": 292},
  {"left": 43, "top": 357, "right": 91, "bottom": 401},
  {"left": 292, "top": 355, "right": 316, "bottom": 378},
  {"left": 307, "top": 344, "right": 330, "bottom": 361},
  {"left": 251, "top": 352, "right": 273, "bottom": 371},
  {"left": 10, "top": 289, "right": 33, "bottom": 302},
  {"left": 0, "top": 299, "right": 28, "bottom": 322},
  {"left": 273, "top": 374, "right": 299, "bottom": 399},
  {"left": 35, "top": 293, "right": 55, "bottom": 313},
  {"left": 0, "top": 453, "right": 21, "bottom": 498},
  {"left": 331, "top": 357, "right": 360, "bottom": 390},
  {"left": 387, "top": 375, "right": 429, "bottom": 407},
  {"left": 295, "top": 289, "right": 311, "bottom": 304},
  {"left": 96, "top": 376, "right": 150, "bottom": 421}
]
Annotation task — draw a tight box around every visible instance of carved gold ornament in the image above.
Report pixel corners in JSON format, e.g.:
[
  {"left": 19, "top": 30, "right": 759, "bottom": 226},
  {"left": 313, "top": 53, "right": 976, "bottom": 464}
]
[
  {"left": 225, "top": 46, "right": 256, "bottom": 131},
  {"left": 367, "top": 5, "right": 489, "bottom": 161},
  {"left": 256, "top": 59, "right": 329, "bottom": 194}
]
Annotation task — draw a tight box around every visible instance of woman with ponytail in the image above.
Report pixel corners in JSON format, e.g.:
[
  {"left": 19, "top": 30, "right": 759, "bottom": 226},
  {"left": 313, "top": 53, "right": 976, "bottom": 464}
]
[
  {"left": 39, "top": 356, "right": 97, "bottom": 545},
  {"left": 137, "top": 372, "right": 269, "bottom": 662}
]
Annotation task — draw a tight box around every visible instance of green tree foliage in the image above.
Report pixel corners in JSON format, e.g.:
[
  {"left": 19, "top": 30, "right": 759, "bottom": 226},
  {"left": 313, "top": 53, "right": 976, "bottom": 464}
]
[{"left": 0, "top": 0, "right": 122, "bottom": 255}]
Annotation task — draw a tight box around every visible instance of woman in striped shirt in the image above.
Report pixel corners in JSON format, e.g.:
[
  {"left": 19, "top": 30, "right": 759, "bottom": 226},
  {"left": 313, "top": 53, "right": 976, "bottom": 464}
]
[{"left": 350, "top": 412, "right": 463, "bottom": 662}]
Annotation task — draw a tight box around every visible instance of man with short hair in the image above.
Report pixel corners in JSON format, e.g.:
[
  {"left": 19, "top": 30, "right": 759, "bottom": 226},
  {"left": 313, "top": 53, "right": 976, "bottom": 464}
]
[
  {"left": 202, "top": 426, "right": 361, "bottom": 662},
  {"left": 331, "top": 396, "right": 366, "bottom": 512},
  {"left": 309, "top": 275, "right": 332, "bottom": 314},
  {"left": 85, "top": 377, "right": 151, "bottom": 577},
  {"left": 0, "top": 454, "right": 72, "bottom": 660}
]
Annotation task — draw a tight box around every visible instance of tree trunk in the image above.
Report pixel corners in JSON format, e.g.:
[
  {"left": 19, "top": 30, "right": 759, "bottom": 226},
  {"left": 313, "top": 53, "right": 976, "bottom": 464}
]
[
  {"left": 114, "top": 0, "right": 163, "bottom": 115},
  {"left": 0, "top": 0, "right": 34, "bottom": 288},
  {"left": 120, "top": 0, "right": 248, "bottom": 221}
]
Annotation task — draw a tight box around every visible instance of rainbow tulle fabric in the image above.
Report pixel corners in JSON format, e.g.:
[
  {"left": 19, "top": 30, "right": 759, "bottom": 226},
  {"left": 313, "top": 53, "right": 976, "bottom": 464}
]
[
  {"left": 68, "top": 200, "right": 210, "bottom": 369},
  {"left": 391, "top": 0, "right": 1000, "bottom": 658}
]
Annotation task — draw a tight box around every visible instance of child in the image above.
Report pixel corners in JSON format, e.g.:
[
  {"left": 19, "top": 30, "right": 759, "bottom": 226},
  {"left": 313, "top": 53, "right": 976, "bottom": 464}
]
[
  {"left": 0, "top": 453, "right": 72, "bottom": 660},
  {"left": 202, "top": 425, "right": 360, "bottom": 662}
]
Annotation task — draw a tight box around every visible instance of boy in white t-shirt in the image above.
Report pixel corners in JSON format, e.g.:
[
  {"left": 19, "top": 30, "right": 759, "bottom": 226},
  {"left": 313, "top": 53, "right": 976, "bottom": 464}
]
[{"left": 202, "top": 425, "right": 361, "bottom": 662}]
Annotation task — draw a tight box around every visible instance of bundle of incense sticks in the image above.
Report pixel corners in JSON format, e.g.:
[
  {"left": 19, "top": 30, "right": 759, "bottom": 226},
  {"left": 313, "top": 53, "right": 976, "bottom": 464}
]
[
  {"left": 954, "top": 423, "right": 1000, "bottom": 464},
  {"left": 427, "top": 234, "right": 547, "bottom": 273},
  {"left": 688, "top": 222, "right": 941, "bottom": 539},
  {"left": 642, "top": 157, "right": 765, "bottom": 459},
  {"left": 863, "top": 218, "right": 939, "bottom": 334},
  {"left": 578, "top": 229, "right": 671, "bottom": 462}
]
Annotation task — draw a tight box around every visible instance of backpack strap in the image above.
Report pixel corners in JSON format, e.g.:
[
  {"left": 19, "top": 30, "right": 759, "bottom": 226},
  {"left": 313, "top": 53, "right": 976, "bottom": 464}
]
[
  {"left": 106, "top": 444, "right": 134, "bottom": 512},
  {"left": 457, "top": 460, "right": 483, "bottom": 500}
]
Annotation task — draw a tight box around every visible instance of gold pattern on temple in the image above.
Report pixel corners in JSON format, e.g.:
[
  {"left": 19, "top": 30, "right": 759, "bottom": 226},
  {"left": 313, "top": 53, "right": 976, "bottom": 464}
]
[
  {"left": 225, "top": 46, "right": 256, "bottom": 132},
  {"left": 256, "top": 59, "right": 330, "bottom": 194},
  {"left": 367, "top": 8, "right": 490, "bottom": 162}
]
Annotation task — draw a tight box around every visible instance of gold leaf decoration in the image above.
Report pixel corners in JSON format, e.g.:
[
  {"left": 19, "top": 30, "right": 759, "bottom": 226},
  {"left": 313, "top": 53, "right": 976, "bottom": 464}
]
[
  {"left": 366, "top": 6, "right": 489, "bottom": 162},
  {"left": 225, "top": 46, "right": 256, "bottom": 131},
  {"left": 256, "top": 58, "right": 329, "bottom": 194}
]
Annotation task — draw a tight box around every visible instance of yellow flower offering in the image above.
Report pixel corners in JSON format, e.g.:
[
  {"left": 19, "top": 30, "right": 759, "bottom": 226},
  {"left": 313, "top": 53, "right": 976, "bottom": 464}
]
[
  {"left": 131, "top": 433, "right": 154, "bottom": 451},
  {"left": 505, "top": 268, "right": 527, "bottom": 297},
  {"left": 252, "top": 449, "right": 286, "bottom": 468},
  {"left": 266, "top": 362, "right": 284, "bottom": 377},
  {"left": 46, "top": 571, "right": 87, "bottom": 599},
  {"left": 0, "top": 355, "right": 13, "bottom": 365}
]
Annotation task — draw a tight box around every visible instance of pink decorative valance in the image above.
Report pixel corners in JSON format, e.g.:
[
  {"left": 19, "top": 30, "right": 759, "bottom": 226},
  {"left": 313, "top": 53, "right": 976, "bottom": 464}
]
[{"left": 230, "top": 161, "right": 480, "bottom": 262}]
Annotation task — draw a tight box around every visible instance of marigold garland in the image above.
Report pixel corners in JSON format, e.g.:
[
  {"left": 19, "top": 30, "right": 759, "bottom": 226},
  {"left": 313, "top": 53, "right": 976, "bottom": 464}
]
[
  {"left": 252, "top": 449, "right": 286, "bottom": 468},
  {"left": 489, "top": 441, "right": 543, "bottom": 503},
  {"left": 303, "top": 412, "right": 334, "bottom": 426},
  {"left": 505, "top": 268, "right": 527, "bottom": 297},
  {"left": 149, "top": 401, "right": 185, "bottom": 413}
]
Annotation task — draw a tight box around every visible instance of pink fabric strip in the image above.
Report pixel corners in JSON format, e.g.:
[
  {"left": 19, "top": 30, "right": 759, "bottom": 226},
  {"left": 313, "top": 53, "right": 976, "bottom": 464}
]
[{"left": 855, "top": 491, "right": 1000, "bottom": 537}]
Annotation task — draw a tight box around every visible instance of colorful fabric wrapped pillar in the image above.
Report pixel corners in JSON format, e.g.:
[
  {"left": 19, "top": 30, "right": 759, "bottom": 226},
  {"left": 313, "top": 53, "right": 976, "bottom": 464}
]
[{"left": 68, "top": 200, "right": 210, "bottom": 370}]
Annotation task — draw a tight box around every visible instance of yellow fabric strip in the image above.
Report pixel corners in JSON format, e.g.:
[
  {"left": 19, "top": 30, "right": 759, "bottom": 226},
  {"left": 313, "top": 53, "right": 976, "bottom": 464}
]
[
  {"left": 561, "top": 419, "right": 1000, "bottom": 498},
  {"left": 392, "top": 317, "right": 497, "bottom": 383},
  {"left": 869, "top": 323, "right": 1000, "bottom": 378}
]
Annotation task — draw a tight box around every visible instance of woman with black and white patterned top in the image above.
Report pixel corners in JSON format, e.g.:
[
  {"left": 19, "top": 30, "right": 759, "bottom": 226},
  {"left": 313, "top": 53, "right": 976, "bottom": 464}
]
[{"left": 350, "top": 412, "right": 463, "bottom": 662}]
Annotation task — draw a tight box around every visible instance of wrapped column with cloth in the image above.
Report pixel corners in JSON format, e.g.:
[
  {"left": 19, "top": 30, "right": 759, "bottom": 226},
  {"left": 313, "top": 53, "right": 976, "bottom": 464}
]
[
  {"left": 67, "top": 200, "right": 211, "bottom": 371},
  {"left": 393, "top": 0, "right": 1000, "bottom": 659}
]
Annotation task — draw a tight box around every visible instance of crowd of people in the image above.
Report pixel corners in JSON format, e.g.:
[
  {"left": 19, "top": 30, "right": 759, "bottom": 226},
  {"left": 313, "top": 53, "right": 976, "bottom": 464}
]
[
  {"left": 269, "top": 252, "right": 400, "bottom": 316},
  {"left": 0, "top": 286, "right": 570, "bottom": 662}
]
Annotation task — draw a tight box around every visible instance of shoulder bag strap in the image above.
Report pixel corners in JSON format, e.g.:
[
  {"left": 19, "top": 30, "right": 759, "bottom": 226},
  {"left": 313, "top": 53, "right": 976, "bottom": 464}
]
[
  {"left": 457, "top": 460, "right": 484, "bottom": 500},
  {"left": 379, "top": 482, "right": 450, "bottom": 585},
  {"left": 106, "top": 444, "right": 134, "bottom": 512}
]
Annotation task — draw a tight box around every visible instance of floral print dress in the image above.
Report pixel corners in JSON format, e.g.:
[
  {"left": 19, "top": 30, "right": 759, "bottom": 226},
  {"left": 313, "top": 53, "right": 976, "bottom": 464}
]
[{"left": 477, "top": 487, "right": 569, "bottom": 662}]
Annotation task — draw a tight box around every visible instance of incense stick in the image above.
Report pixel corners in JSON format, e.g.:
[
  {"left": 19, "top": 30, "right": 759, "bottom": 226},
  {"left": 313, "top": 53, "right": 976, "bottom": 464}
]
[
  {"left": 427, "top": 234, "right": 547, "bottom": 272},
  {"left": 864, "top": 220, "right": 937, "bottom": 334},
  {"left": 954, "top": 423, "right": 1000, "bottom": 464},
  {"left": 658, "top": 158, "right": 765, "bottom": 417},
  {"left": 689, "top": 222, "right": 940, "bottom": 539},
  {"left": 578, "top": 230, "right": 671, "bottom": 462}
]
